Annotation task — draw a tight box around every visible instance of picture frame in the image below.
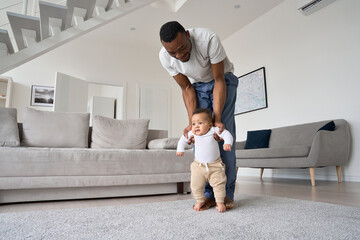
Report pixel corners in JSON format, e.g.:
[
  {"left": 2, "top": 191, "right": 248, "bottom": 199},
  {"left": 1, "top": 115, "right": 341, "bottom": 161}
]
[
  {"left": 30, "top": 85, "right": 55, "bottom": 107},
  {"left": 234, "top": 67, "right": 268, "bottom": 115}
]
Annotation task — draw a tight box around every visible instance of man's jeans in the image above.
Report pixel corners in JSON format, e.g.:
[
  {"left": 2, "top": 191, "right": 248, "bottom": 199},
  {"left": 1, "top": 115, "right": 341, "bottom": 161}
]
[{"left": 192, "top": 72, "right": 239, "bottom": 200}]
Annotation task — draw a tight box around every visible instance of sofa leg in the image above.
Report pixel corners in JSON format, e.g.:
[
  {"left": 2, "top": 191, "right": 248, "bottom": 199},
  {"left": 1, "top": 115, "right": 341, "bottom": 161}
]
[
  {"left": 260, "top": 168, "right": 264, "bottom": 179},
  {"left": 309, "top": 168, "right": 315, "bottom": 187},
  {"left": 336, "top": 166, "right": 342, "bottom": 183},
  {"left": 177, "top": 182, "right": 184, "bottom": 194}
]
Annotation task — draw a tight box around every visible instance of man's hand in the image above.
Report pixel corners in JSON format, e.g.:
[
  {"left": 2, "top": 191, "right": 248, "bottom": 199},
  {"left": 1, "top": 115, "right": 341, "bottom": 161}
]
[
  {"left": 183, "top": 125, "right": 192, "bottom": 138},
  {"left": 176, "top": 152, "right": 184, "bottom": 157},
  {"left": 183, "top": 125, "right": 195, "bottom": 144},
  {"left": 213, "top": 121, "right": 225, "bottom": 142},
  {"left": 213, "top": 133, "right": 222, "bottom": 142},
  {"left": 223, "top": 144, "right": 232, "bottom": 151},
  {"left": 214, "top": 121, "right": 225, "bottom": 134},
  {"left": 188, "top": 135, "right": 195, "bottom": 145}
]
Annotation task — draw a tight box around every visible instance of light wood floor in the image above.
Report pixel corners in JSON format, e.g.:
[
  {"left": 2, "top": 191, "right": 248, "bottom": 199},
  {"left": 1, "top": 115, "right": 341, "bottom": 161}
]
[{"left": 1, "top": 176, "right": 359, "bottom": 213}]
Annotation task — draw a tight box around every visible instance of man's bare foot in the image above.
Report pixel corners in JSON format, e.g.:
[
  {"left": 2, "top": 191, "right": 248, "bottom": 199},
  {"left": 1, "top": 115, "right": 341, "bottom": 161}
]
[
  {"left": 193, "top": 202, "right": 205, "bottom": 211},
  {"left": 199, "top": 198, "right": 216, "bottom": 211},
  {"left": 224, "top": 196, "right": 234, "bottom": 209},
  {"left": 216, "top": 202, "right": 226, "bottom": 213}
]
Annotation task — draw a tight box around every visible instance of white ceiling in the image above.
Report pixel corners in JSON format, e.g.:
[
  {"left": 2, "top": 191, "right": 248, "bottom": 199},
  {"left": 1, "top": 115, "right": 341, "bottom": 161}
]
[
  {"left": 1, "top": 0, "right": 285, "bottom": 51},
  {"left": 93, "top": 0, "right": 285, "bottom": 50}
]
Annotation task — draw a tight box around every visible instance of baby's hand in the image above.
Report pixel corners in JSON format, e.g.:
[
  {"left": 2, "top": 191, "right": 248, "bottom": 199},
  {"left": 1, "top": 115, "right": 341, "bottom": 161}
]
[
  {"left": 223, "top": 144, "right": 232, "bottom": 151},
  {"left": 176, "top": 152, "right": 184, "bottom": 157}
]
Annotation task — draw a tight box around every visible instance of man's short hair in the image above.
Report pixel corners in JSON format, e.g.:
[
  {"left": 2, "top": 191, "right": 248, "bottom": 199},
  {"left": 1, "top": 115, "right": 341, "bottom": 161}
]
[
  {"left": 193, "top": 108, "right": 213, "bottom": 122},
  {"left": 160, "top": 21, "right": 185, "bottom": 42}
]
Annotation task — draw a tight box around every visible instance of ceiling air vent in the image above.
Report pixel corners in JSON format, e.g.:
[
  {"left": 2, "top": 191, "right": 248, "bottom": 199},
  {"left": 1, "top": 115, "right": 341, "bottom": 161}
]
[{"left": 297, "top": 0, "right": 337, "bottom": 15}]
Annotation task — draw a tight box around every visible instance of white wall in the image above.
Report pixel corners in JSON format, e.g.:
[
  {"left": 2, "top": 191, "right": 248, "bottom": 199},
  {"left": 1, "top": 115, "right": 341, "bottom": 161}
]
[
  {"left": 4, "top": 0, "right": 359, "bottom": 182},
  {"left": 224, "top": 0, "right": 360, "bottom": 181},
  {"left": 4, "top": 18, "right": 188, "bottom": 138}
]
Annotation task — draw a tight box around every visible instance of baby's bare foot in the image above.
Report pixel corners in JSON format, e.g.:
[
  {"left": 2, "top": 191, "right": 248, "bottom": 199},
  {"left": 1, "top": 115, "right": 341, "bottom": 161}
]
[
  {"left": 193, "top": 202, "right": 205, "bottom": 211},
  {"left": 216, "top": 202, "right": 226, "bottom": 213}
]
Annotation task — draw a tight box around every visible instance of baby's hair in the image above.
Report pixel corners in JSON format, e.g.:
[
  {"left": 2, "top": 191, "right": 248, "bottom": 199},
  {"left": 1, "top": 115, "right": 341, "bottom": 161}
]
[{"left": 192, "top": 108, "right": 213, "bottom": 122}]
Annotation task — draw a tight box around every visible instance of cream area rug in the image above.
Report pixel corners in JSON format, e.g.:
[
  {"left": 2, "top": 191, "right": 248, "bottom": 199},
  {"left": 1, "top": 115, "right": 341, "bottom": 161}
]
[{"left": 1, "top": 194, "right": 359, "bottom": 240}]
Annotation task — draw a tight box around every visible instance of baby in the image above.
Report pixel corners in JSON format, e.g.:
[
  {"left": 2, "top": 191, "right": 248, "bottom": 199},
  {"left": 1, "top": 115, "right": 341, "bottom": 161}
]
[{"left": 176, "top": 108, "right": 233, "bottom": 212}]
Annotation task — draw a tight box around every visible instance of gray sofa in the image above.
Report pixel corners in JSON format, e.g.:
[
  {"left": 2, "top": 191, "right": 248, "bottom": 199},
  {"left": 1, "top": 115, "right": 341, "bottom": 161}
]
[
  {"left": 235, "top": 119, "right": 351, "bottom": 186},
  {"left": 0, "top": 108, "right": 193, "bottom": 204}
]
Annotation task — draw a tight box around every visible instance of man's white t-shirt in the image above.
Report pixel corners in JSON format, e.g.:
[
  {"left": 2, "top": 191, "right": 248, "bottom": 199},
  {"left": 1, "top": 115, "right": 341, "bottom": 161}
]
[
  {"left": 177, "top": 127, "right": 233, "bottom": 163},
  {"left": 159, "top": 28, "right": 234, "bottom": 84}
]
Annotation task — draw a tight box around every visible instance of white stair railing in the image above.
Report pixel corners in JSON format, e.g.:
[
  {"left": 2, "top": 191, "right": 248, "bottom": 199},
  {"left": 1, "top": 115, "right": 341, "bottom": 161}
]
[{"left": 0, "top": 0, "right": 156, "bottom": 74}]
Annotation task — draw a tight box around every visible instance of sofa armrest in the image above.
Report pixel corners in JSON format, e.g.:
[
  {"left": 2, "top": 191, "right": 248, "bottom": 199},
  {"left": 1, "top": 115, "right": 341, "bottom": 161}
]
[
  {"left": 147, "top": 138, "right": 193, "bottom": 150},
  {"left": 308, "top": 120, "right": 351, "bottom": 167},
  {"left": 146, "top": 129, "right": 168, "bottom": 143},
  {"left": 235, "top": 141, "right": 246, "bottom": 150}
]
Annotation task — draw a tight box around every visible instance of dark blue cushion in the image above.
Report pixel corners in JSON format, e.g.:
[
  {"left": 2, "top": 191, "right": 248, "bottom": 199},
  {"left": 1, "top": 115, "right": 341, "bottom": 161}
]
[
  {"left": 318, "top": 121, "right": 335, "bottom": 131},
  {"left": 245, "top": 129, "right": 272, "bottom": 149}
]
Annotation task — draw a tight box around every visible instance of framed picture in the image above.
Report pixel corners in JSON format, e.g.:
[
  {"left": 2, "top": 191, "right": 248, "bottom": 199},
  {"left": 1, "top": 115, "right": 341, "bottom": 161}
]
[
  {"left": 30, "top": 85, "right": 55, "bottom": 107},
  {"left": 234, "top": 67, "right": 268, "bottom": 115}
]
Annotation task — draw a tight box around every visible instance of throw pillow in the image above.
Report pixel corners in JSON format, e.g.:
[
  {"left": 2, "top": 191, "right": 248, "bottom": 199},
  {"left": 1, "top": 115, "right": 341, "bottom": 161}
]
[
  {"left": 22, "top": 107, "right": 90, "bottom": 148},
  {"left": 318, "top": 121, "right": 335, "bottom": 131},
  {"left": 91, "top": 115, "right": 150, "bottom": 149},
  {"left": 245, "top": 129, "right": 272, "bottom": 149},
  {"left": 0, "top": 107, "right": 20, "bottom": 147},
  {"left": 147, "top": 138, "right": 193, "bottom": 150}
]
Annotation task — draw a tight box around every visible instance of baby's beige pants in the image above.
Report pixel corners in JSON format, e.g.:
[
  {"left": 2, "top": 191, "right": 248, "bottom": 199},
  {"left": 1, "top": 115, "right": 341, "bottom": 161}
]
[{"left": 190, "top": 157, "right": 227, "bottom": 203}]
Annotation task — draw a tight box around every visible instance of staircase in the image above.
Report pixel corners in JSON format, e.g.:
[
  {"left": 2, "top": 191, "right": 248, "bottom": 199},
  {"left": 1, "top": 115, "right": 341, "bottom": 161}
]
[{"left": 0, "top": 0, "right": 157, "bottom": 75}]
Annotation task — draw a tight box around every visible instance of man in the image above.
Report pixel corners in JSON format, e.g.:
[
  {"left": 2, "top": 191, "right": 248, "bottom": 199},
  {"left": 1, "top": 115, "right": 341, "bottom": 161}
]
[{"left": 159, "top": 21, "right": 238, "bottom": 210}]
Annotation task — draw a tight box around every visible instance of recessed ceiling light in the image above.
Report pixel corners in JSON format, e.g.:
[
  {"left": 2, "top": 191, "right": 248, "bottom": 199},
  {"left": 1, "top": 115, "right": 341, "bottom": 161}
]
[{"left": 234, "top": 4, "right": 240, "bottom": 9}]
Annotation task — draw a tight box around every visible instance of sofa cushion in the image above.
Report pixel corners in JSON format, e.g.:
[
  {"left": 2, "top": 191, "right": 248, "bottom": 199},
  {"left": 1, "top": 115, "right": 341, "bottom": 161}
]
[
  {"left": 0, "top": 107, "right": 20, "bottom": 147},
  {"left": 148, "top": 138, "right": 193, "bottom": 150},
  {"left": 318, "top": 121, "right": 335, "bottom": 131},
  {"left": 22, "top": 107, "right": 90, "bottom": 148},
  {"left": 91, "top": 116, "right": 149, "bottom": 149},
  {"left": 0, "top": 147, "right": 192, "bottom": 178},
  {"left": 236, "top": 145, "right": 310, "bottom": 159},
  {"left": 245, "top": 129, "right": 271, "bottom": 149}
]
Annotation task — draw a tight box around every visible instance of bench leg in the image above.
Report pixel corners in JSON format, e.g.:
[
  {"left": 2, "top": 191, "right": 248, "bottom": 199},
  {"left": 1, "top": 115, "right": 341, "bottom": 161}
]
[
  {"left": 177, "top": 182, "right": 184, "bottom": 194},
  {"left": 336, "top": 166, "right": 342, "bottom": 183},
  {"left": 309, "top": 167, "right": 315, "bottom": 187},
  {"left": 260, "top": 168, "right": 264, "bottom": 179}
]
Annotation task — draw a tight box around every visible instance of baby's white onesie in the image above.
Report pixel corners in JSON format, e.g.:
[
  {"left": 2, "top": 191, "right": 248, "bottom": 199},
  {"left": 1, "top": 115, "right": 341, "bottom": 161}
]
[{"left": 177, "top": 127, "right": 233, "bottom": 163}]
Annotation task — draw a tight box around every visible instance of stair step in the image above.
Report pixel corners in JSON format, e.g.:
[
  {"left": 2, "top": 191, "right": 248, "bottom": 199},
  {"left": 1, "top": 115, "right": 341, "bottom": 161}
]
[
  {"left": 66, "top": 0, "right": 97, "bottom": 26},
  {"left": 94, "top": 0, "right": 115, "bottom": 15},
  {"left": 0, "top": 29, "right": 14, "bottom": 55},
  {"left": 7, "top": 12, "right": 41, "bottom": 51},
  {"left": 39, "top": 1, "right": 69, "bottom": 40}
]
